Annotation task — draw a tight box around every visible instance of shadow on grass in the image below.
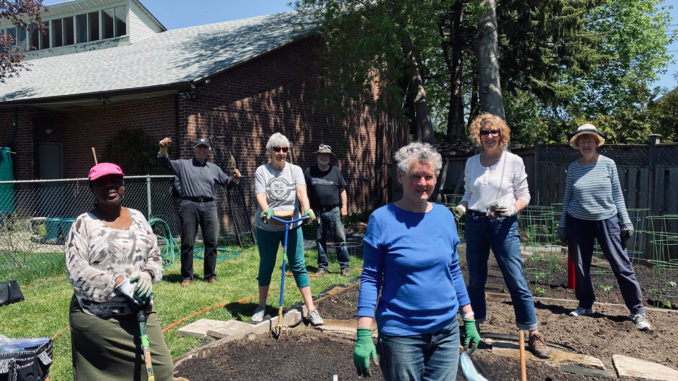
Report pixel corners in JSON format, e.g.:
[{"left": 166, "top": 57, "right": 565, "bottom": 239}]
[{"left": 223, "top": 301, "right": 260, "bottom": 321}]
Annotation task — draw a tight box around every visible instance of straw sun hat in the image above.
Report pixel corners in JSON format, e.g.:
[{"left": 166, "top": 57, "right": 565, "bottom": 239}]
[{"left": 568, "top": 124, "right": 606, "bottom": 149}]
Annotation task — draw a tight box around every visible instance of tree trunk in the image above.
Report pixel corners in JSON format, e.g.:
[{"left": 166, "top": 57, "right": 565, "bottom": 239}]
[
  {"left": 402, "top": 34, "right": 435, "bottom": 144},
  {"left": 476, "top": 0, "right": 505, "bottom": 119},
  {"left": 447, "top": 0, "right": 464, "bottom": 142}
]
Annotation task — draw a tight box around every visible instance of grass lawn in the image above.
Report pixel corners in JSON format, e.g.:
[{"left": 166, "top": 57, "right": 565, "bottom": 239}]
[{"left": 0, "top": 242, "right": 364, "bottom": 381}]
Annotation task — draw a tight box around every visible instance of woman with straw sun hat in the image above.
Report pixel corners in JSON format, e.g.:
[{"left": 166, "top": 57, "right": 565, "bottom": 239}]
[{"left": 557, "top": 123, "right": 651, "bottom": 331}]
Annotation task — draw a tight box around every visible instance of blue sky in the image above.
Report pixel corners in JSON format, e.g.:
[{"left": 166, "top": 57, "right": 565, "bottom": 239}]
[{"left": 42, "top": 0, "right": 678, "bottom": 90}]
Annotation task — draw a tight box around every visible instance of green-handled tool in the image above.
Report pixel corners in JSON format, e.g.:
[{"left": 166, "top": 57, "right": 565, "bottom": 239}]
[{"left": 137, "top": 309, "right": 155, "bottom": 381}]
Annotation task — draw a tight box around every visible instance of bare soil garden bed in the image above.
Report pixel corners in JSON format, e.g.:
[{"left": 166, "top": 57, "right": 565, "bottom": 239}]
[{"left": 174, "top": 247, "right": 678, "bottom": 380}]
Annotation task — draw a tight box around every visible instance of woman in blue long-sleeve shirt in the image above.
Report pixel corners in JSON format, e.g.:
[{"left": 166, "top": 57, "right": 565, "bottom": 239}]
[{"left": 352, "top": 142, "right": 480, "bottom": 380}]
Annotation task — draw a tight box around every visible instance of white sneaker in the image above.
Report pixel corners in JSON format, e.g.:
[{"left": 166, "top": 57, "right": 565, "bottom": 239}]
[
  {"left": 251, "top": 305, "right": 266, "bottom": 323},
  {"left": 569, "top": 306, "right": 593, "bottom": 317},
  {"left": 629, "top": 313, "right": 651, "bottom": 331},
  {"left": 307, "top": 309, "right": 324, "bottom": 326}
]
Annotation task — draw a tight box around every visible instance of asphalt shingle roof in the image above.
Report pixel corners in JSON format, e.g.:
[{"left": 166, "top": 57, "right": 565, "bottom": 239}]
[{"left": 0, "top": 11, "right": 318, "bottom": 103}]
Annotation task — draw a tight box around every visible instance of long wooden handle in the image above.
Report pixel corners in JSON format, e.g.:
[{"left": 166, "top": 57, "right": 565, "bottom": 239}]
[
  {"left": 91, "top": 147, "right": 98, "bottom": 165},
  {"left": 519, "top": 330, "right": 526, "bottom": 381}
]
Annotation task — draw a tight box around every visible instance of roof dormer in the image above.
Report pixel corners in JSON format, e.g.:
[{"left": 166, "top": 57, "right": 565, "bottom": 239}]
[{"left": 0, "top": 0, "right": 165, "bottom": 59}]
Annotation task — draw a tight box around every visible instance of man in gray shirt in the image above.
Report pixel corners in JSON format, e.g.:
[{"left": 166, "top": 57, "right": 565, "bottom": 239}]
[{"left": 158, "top": 137, "right": 241, "bottom": 287}]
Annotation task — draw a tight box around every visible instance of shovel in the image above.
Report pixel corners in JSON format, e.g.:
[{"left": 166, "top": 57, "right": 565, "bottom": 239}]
[
  {"left": 137, "top": 308, "right": 155, "bottom": 381},
  {"left": 270, "top": 215, "right": 309, "bottom": 338}
]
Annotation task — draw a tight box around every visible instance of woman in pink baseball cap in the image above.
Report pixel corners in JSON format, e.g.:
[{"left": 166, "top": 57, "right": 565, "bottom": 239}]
[{"left": 65, "top": 162, "right": 174, "bottom": 380}]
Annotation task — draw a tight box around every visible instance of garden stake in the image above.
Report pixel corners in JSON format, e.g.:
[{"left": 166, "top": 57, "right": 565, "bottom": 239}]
[
  {"left": 270, "top": 215, "right": 309, "bottom": 339},
  {"left": 519, "top": 330, "right": 526, "bottom": 381},
  {"left": 137, "top": 308, "right": 155, "bottom": 381}
]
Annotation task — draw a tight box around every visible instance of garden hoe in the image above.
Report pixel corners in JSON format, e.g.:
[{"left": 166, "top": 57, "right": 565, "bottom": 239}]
[{"left": 270, "top": 215, "right": 309, "bottom": 339}]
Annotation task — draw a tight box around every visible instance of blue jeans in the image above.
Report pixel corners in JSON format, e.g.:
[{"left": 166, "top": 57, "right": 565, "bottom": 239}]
[
  {"left": 565, "top": 214, "right": 644, "bottom": 314},
  {"left": 465, "top": 214, "right": 538, "bottom": 330},
  {"left": 316, "top": 207, "right": 350, "bottom": 270},
  {"left": 179, "top": 199, "right": 219, "bottom": 281},
  {"left": 377, "top": 319, "right": 460, "bottom": 381}
]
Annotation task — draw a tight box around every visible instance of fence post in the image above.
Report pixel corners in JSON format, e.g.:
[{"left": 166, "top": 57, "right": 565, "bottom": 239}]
[
  {"left": 146, "top": 176, "right": 152, "bottom": 218},
  {"left": 648, "top": 134, "right": 661, "bottom": 215}
]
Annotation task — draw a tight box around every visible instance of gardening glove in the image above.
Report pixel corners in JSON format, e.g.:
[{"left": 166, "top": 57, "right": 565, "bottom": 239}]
[
  {"left": 462, "top": 318, "right": 481, "bottom": 354},
  {"left": 353, "top": 328, "right": 378, "bottom": 377},
  {"left": 261, "top": 208, "right": 274, "bottom": 224},
  {"left": 494, "top": 204, "right": 518, "bottom": 217},
  {"left": 304, "top": 208, "right": 316, "bottom": 222},
  {"left": 452, "top": 204, "right": 466, "bottom": 221},
  {"left": 130, "top": 270, "right": 153, "bottom": 305},
  {"left": 114, "top": 277, "right": 140, "bottom": 306},
  {"left": 621, "top": 227, "right": 634, "bottom": 242},
  {"left": 557, "top": 227, "right": 567, "bottom": 245}
]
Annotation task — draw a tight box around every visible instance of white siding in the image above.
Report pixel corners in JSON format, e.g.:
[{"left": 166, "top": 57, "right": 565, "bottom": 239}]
[{"left": 128, "top": 1, "right": 162, "bottom": 43}]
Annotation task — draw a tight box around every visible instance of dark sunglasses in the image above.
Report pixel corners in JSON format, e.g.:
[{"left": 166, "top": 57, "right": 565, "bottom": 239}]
[
  {"left": 272, "top": 146, "right": 289, "bottom": 153},
  {"left": 479, "top": 129, "right": 499, "bottom": 136}
]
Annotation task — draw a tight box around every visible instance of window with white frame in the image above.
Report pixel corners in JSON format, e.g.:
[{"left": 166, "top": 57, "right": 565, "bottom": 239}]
[{"left": 1, "top": 5, "right": 127, "bottom": 51}]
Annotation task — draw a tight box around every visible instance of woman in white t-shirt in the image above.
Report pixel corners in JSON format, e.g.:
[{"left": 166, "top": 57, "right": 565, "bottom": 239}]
[
  {"left": 452, "top": 113, "right": 551, "bottom": 359},
  {"left": 250, "top": 132, "right": 323, "bottom": 326}
]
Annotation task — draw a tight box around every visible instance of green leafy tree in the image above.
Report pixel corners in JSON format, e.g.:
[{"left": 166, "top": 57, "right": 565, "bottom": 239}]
[
  {"left": 0, "top": 0, "right": 44, "bottom": 82},
  {"left": 294, "top": 0, "right": 444, "bottom": 143},
  {"left": 295, "top": 0, "right": 673, "bottom": 145}
]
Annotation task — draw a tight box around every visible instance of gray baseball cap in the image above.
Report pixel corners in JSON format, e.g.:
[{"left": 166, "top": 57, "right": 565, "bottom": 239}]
[{"left": 193, "top": 138, "right": 211, "bottom": 148}]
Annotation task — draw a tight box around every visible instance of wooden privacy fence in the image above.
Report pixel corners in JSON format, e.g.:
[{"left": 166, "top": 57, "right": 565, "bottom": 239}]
[
  {"left": 439, "top": 136, "right": 678, "bottom": 215},
  {"left": 531, "top": 136, "right": 678, "bottom": 215}
]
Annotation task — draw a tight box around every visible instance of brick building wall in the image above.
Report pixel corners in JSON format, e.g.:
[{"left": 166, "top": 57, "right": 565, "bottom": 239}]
[
  {"left": 177, "top": 37, "right": 402, "bottom": 214},
  {"left": 0, "top": 35, "right": 404, "bottom": 232}
]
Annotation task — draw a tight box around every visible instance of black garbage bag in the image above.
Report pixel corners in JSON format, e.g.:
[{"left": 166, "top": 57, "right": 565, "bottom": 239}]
[{"left": 0, "top": 281, "right": 23, "bottom": 307}]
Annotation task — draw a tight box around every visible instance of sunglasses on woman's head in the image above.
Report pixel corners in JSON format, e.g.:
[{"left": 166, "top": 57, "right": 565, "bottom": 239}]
[
  {"left": 479, "top": 129, "right": 499, "bottom": 136},
  {"left": 273, "top": 146, "right": 289, "bottom": 153}
]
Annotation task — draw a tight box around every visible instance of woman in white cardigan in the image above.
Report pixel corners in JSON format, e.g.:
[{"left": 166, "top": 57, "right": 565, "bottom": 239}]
[{"left": 452, "top": 113, "right": 551, "bottom": 359}]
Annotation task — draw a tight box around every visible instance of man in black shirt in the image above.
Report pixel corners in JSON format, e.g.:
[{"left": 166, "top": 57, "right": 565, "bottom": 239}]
[
  {"left": 158, "top": 137, "right": 241, "bottom": 287},
  {"left": 304, "top": 144, "right": 351, "bottom": 276}
]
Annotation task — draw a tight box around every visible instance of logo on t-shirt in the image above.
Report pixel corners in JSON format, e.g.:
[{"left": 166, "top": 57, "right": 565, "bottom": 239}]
[
  {"left": 311, "top": 177, "right": 336, "bottom": 186},
  {"left": 267, "top": 177, "right": 294, "bottom": 201}
]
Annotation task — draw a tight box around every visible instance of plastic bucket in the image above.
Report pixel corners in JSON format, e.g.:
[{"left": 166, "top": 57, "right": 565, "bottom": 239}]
[
  {"left": 45, "top": 218, "right": 61, "bottom": 241},
  {"left": 60, "top": 218, "right": 76, "bottom": 240}
]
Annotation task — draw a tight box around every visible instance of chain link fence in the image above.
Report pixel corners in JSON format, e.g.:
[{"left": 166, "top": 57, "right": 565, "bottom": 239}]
[{"left": 0, "top": 175, "right": 256, "bottom": 283}]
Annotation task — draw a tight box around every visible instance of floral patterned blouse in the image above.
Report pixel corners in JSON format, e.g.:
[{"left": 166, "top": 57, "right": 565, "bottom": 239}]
[{"left": 65, "top": 208, "right": 163, "bottom": 317}]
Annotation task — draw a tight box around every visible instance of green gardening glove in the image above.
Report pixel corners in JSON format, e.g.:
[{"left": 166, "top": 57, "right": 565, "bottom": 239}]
[
  {"left": 463, "top": 318, "right": 481, "bottom": 354},
  {"left": 261, "top": 208, "right": 274, "bottom": 224},
  {"left": 353, "top": 328, "right": 377, "bottom": 376},
  {"left": 304, "top": 208, "right": 316, "bottom": 222}
]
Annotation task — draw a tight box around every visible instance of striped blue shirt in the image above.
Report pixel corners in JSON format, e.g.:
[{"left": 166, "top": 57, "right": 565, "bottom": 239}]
[{"left": 559, "top": 155, "right": 632, "bottom": 230}]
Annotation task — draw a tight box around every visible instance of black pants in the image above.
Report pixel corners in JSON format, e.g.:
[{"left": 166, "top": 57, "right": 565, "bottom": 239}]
[{"left": 179, "top": 199, "right": 219, "bottom": 280}]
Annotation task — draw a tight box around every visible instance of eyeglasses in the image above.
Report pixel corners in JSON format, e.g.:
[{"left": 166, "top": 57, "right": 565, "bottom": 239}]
[
  {"left": 272, "top": 146, "right": 289, "bottom": 153},
  {"left": 479, "top": 129, "right": 499, "bottom": 136},
  {"left": 406, "top": 146, "right": 435, "bottom": 154}
]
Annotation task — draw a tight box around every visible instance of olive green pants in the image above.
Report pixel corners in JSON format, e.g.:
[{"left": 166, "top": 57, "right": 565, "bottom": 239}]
[{"left": 69, "top": 296, "right": 174, "bottom": 381}]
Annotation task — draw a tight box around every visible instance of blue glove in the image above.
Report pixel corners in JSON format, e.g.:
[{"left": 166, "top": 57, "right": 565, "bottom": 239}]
[
  {"left": 261, "top": 208, "right": 274, "bottom": 224},
  {"left": 353, "top": 328, "right": 377, "bottom": 376},
  {"left": 462, "top": 318, "right": 481, "bottom": 354}
]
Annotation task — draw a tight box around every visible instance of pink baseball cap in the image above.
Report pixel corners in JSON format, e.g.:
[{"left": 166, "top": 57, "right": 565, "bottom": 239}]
[{"left": 88, "top": 162, "right": 125, "bottom": 181}]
